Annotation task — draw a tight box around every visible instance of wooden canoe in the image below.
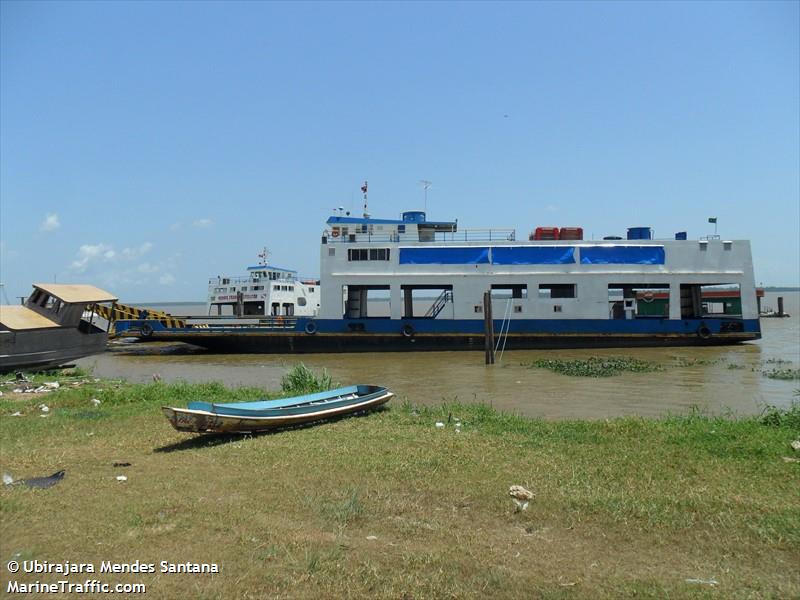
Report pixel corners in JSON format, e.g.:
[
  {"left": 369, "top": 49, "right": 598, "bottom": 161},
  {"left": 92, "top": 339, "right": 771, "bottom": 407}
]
[{"left": 162, "top": 385, "right": 393, "bottom": 433}]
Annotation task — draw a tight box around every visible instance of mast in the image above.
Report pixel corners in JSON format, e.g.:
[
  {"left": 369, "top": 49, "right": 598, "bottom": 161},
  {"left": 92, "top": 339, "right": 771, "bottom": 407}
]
[{"left": 361, "top": 181, "right": 369, "bottom": 218}]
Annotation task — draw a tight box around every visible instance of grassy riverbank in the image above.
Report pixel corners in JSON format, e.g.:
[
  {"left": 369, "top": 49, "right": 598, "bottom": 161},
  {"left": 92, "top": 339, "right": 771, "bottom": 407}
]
[{"left": 1, "top": 370, "right": 799, "bottom": 599}]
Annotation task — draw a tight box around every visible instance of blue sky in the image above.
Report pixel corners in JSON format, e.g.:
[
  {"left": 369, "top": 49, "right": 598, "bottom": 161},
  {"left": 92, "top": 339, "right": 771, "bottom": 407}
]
[{"left": 1, "top": 1, "right": 798, "bottom": 302}]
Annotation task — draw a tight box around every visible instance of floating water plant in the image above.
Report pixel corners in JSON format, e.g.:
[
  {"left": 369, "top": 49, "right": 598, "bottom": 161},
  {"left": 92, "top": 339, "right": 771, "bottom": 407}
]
[
  {"left": 526, "top": 356, "right": 663, "bottom": 377},
  {"left": 762, "top": 368, "right": 800, "bottom": 381}
]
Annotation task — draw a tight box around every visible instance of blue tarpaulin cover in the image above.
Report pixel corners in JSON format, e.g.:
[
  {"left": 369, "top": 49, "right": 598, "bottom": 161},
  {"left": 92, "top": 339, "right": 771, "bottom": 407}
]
[
  {"left": 399, "top": 247, "right": 490, "bottom": 264},
  {"left": 580, "top": 246, "right": 665, "bottom": 264},
  {"left": 491, "top": 246, "right": 576, "bottom": 265}
]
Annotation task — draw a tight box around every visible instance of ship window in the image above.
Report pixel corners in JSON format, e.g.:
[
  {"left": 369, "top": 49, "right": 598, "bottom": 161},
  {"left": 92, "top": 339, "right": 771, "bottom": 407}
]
[
  {"left": 309, "top": 287, "right": 315, "bottom": 293},
  {"left": 553, "top": 305, "right": 563, "bottom": 312},
  {"left": 328, "top": 248, "right": 336, "bottom": 256},
  {"left": 343, "top": 285, "right": 391, "bottom": 319},
  {"left": 398, "top": 225, "right": 406, "bottom": 234},
  {"left": 401, "top": 284, "right": 453, "bottom": 319},
  {"left": 474, "top": 305, "right": 483, "bottom": 313},
  {"left": 283, "top": 303, "right": 294, "bottom": 316},
  {"left": 538, "top": 284, "right": 576, "bottom": 299},
  {"left": 253, "top": 285, "right": 264, "bottom": 291},
  {"left": 44, "top": 296, "right": 61, "bottom": 312},
  {"left": 348, "top": 248, "right": 390, "bottom": 261},
  {"left": 241, "top": 287, "right": 248, "bottom": 291},
  {"left": 274, "top": 284, "right": 280, "bottom": 290},
  {"left": 298, "top": 297, "right": 307, "bottom": 306},
  {"left": 514, "top": 305, "right": 523, "bottom": 313},
  {"left": 271, "top": 303, "right": 280, "bottom": 316},
  {"left": 680, "top": 283, "right": 742, "bottom": 318},
  {"left": 369, "top": 248, "right": 390, "bottom": 261},
  {"left": 289, "top": 286, "right": 294, "bottom": 291},
  {"left": 608, "top": 283, "right": 670, "bottom": 319},
  {"left": 491, "top": 284, "right": 527, "bottom": 299}
]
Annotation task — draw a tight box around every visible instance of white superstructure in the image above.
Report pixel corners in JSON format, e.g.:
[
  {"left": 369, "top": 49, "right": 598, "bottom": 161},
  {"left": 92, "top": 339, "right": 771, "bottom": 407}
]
[{"left": 207, "top": 252, "right": 319, "bottom": 318}]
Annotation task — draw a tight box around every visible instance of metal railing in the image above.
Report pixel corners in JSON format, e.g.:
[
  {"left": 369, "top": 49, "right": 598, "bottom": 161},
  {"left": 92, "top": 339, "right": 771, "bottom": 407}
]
[{"left": 324, "top": 228, "right": 516, "bottom": 244}]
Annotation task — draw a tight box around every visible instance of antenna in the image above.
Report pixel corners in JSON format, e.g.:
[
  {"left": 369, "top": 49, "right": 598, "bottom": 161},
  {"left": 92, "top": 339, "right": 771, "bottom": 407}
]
[
  {"left": 361, "top": 181, "right": 369, "bottom": 218},
  {"left": 0, "top": 283, "right": 10, "bottom": 304},
  {"left": 419, "top": 180, "right": 432, "bottom": 212},
  {"left": 258, "top": 247, "right": 270, "bottom": 266}
]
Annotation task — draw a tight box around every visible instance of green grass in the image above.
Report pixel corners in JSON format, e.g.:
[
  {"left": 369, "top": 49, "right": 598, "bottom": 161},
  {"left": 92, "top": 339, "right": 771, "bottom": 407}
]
[{"left": 1, "top": 371, "right": 798, "bottom": 599}]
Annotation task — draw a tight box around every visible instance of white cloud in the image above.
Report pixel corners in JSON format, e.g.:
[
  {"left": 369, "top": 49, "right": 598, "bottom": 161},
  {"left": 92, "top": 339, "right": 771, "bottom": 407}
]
[
  {"left": 70, "top": 243, "right": 115, "bottom": 272},
  {"left": 169, "top": 222, "right": 182, "bottom": 231},
  {"left": 137, "top": 262, "right": 159, "bottom": 274},
  {"left": 122, "top": 242, "right": 153, "bottom": 260},
  {"left": 192, "top": 218, "right": 213, "bottom": 228},
  {"left": 545, "top": 204, "right": 558, "bottom": 213},
  {"left": 159, "top": 273, "right": 176, "bottom": 285},
  {"left": 40, "top": 213, "right": 61, "bottom": 232}
]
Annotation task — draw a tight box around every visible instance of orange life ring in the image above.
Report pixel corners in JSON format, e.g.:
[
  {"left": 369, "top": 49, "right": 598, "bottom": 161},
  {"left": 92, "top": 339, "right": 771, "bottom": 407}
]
[{"left": 331, "top": 228, "right": 340, "bottom": 238}]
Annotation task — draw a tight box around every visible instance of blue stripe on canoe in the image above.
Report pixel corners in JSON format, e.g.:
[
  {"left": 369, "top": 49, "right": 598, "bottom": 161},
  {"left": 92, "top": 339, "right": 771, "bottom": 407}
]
[{"left": 188, "top": 385, "right": 361, "bottom": 413}]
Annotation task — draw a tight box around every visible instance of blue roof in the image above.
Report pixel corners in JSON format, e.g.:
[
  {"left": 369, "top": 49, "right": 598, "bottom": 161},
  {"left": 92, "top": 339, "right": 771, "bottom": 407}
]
[
  {"left": 246, "top": 264, "right": 297, "bottom": 273},
  {"left": 326, "top": 215, "right": 456, "bottom": 227},
  {"left": 327, "top": 216, "right": 406, "bottom": 225}
]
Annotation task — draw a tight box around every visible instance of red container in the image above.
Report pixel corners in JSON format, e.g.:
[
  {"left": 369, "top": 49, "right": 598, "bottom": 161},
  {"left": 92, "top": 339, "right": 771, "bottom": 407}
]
[
  {"left": 559, "top": 227, "right": 584, "bottom": 240},
  {"left": 531, "top": 227, "right": 560, "bottom": 241}
]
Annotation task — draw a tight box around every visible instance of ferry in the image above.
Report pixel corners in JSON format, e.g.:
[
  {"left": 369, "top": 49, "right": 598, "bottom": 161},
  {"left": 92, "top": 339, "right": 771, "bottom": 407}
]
[
  {"left": 206, "top": 249, "right": 319, "bottom": 319},
  {"left": 113, "top": 209, "right": 761, "bottom": 351}
]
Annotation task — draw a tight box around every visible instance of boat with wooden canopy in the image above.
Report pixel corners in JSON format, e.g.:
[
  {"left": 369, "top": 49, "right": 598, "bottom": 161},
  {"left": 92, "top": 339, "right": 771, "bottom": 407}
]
[
  {"left": 162, "top": 385, "right": 393, "bottom": 433},
  {"left": 0, "top": 283, "right": 118, "bottom": 373}
]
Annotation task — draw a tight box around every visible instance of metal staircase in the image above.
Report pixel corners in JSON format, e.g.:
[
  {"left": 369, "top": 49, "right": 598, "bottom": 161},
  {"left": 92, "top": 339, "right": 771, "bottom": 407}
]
[{"left": 424, "top": 290, "right": 453, "bottom": 318}]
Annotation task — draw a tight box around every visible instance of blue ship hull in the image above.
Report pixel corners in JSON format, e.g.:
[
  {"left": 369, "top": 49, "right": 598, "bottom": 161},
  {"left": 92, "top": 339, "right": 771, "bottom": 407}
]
[{"left": 120, "top": 317, "right": 760, "bottom": 352}]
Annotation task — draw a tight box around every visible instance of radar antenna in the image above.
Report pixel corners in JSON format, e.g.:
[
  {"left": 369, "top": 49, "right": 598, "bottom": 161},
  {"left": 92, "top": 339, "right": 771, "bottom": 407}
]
[
  {"left": 258, "top": 247, "right": 270, "bottom": 266},
  {"left": 419, "top": 180, "right": 432, "bottom": 212}
]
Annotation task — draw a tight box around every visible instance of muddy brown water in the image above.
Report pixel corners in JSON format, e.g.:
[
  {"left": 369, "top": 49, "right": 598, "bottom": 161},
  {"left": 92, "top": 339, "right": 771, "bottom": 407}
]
[{"left": 77, "top": 292, "right": 799, "bottom": 419}]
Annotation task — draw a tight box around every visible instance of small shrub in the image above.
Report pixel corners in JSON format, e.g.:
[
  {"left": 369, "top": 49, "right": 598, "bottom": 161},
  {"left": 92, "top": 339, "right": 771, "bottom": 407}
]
[
  {"left": 280, "top": 363, "right": 334, "bottom": 395},
  {"left": 759, "top": 401, "right": 800, "bottom": 429}
]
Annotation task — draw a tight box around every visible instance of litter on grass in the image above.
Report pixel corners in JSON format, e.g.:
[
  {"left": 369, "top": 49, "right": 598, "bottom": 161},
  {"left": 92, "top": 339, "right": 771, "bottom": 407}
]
[
  {"left": 509, "top": 485, "right": 535, "bottom": 511},
  {"left": 3, "top": 470, "right": 65, "bottom": 489}
]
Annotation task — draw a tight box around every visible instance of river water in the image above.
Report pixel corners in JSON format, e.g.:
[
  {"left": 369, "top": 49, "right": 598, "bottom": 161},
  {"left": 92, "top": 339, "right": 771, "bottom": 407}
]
[{"left": 77, "top": 292, "right": 799, "bottom": 419}]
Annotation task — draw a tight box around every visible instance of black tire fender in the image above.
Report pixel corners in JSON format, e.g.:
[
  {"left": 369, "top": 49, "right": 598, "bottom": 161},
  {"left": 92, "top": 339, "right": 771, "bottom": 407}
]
[
  {"left": 140, "top": 323, "right": 153, "bottom": 338},
  {"left": 304, "top": 321, "right": 318, "bottom": 335},
  {"left": 401, "top": 324, "right": 415, "bottom": 338},
  {"left": 697, "top": 324, "right": 712, "bottom": 340}
]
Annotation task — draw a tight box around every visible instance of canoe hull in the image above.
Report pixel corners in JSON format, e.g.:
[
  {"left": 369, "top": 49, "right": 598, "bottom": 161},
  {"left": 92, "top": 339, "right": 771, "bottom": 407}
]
[{"left": 162, "top": 390, "right": 393, "bottom": 433}]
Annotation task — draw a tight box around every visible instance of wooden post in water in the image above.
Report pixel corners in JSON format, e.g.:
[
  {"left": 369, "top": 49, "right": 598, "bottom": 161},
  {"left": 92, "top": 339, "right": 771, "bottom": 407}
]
[
  {"left": 777, "top": 296, "right": 784, "bottom": 317},
  {"left": 483, "top": 291, "right": 495, "bottom": 365}
]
